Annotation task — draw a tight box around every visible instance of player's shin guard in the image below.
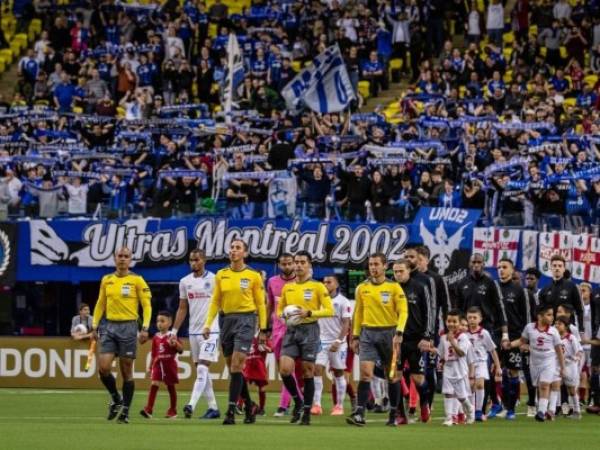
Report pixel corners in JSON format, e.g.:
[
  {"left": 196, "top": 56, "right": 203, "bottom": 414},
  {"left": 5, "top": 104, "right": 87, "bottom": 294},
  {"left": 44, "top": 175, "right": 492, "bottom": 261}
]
[
  {"left": 313, "top": 376, "right": 323, "bottom": 407},
  {"left": 228, "top": 372, "right": 245, "bottom": 414},
  {"left": 356, "top": 380, "right": 371, "bottom": 416},
  {"left": 335, "top": 375, "right": 347, "bottom": 407},
  {"left": 100, "top": 373, "right": 120, "bottom": 402},
  {"left": 282, "top": 374, "right": 302, "bottom": 407},
  {"left": 122, "top": 380, "right": 135, "bottom": 410},
  {"left": 303, "top": 378, "right": 315, "bottom": 413}
]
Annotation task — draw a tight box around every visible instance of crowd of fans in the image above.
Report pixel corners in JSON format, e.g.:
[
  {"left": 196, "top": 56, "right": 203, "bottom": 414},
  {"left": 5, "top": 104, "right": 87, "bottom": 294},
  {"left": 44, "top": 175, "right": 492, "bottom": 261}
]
[{"left": 1, "top": 0, "right": 600, "bottom": 229}]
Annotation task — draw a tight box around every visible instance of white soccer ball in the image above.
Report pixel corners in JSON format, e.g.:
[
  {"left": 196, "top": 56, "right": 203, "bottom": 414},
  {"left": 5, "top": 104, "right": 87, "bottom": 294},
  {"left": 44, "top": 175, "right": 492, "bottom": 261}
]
[
  {"left": 73, "top": 324, "right": 88, "bottom": 334},
  {"left": 283, "top": 305, "right": 303, "bottom": 326}
]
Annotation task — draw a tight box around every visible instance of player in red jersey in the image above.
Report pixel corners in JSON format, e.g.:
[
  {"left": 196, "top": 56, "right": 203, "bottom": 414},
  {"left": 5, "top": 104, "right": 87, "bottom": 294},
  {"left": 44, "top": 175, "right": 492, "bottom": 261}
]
[
  {"left": 140, "top": 311, "right": 183, "bottom": 419},
  {"left": 243, "top": 335, "right": 273, "bottom": 415}
]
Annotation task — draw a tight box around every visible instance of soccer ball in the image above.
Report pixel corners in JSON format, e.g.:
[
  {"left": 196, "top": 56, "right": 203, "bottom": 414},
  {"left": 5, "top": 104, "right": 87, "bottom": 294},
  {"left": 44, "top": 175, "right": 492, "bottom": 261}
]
[
  {"left": 283, "top": 305, "right": 303, "bottom": 326},
  {"left": 73, "top": 324, "right": 88, "bottom": 334}
]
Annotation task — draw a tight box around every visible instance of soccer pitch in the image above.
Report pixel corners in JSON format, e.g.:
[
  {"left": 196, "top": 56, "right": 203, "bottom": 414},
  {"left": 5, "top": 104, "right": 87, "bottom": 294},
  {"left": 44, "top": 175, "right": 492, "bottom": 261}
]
[{"left": 0, "top": 389, "right": 597, "bottom": 450}]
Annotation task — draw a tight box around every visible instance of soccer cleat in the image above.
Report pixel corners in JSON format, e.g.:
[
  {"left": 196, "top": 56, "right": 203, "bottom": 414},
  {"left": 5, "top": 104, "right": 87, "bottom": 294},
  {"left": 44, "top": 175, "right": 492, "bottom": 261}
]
[
  {"left": 545, "top": 412, "right": 555, "bottom": 421},
  {"left": 534, "top": 412, "right": 545, "bottom": 422},
  {"left": 346, "top": 413, "right": 366, "bottom": 427},
  {"left": 310, "top": 404, "right": 323, "bottom": 415},
  {"left": 273, "top": 407, "right": 288, "bottom": 417},
  {"left": 256, "top": 408, "right": 266, "bottom": 416},
  {"left": 139, "top": 408, "right": 152, "bottom": 419},
  {"left": 527, "top": 406, "right": 537, "bottom": 417},
  {"left": 442, "top": 418, "right": 454, "bottom": 427},
  {"left": 165, "top": 408, "right": 177, "bottom": 419},
  {"left": 290, "top": 403, "right": 303, "bottom": 424},
  {"left": 496, "top": 409, "right": 508, "bottom": 419},
  {"left": 243, "top": 403, "right": 258, "bottom": 424},
  {"left": 568, "top": 412, "right": 582, "bottom": 420},
  {"left": 487, "top": 403, "right": 503, "bottom": 419},
  {"left": 183, "top": 404, "right": 193, "bottom": 419},
  {"left": 395, "top": 416, "right": 408, "bottom": 425},
  {"left": 201, "top": 408, "right": 221, "bottom": 419},
  {"left": 475, "top": 410, "right": 485, "bottom": 422},
  {"left": 330, "top": 405, "right": 344, "bottom": 416},
  {"left": 299, "top": 412, "right": 311, "bottom": 426},
  {"left": 456, "top": 413, "right": 466, "bottom": 424},
  {"left": 505, "top": 410, "right": 516, "bottom": 420},
  {"left": 561, "top": 403, "right": 570, "bottom": 416},
  {"left": 373, "top": 404, "right": 386, "bottom": 413},
  {"left": 222, "top": 412, "right": 236, "bottom": 425},
  {"left": 107, "top": 399, "right": 123, "bottom": 421},
  {"left": 585, "top": 404, "right": 600, "bottom": 415},
  {"left": 117, "top": 412, "right": 129, "bottom": 424},
  {"left": 420, "top": 404, "right": 431, "bottom": 423}
]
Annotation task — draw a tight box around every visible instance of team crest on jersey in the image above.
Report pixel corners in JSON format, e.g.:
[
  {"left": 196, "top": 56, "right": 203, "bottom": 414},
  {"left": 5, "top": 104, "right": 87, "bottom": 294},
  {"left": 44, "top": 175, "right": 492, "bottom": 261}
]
[
  {"left": 477, "top": 286, "right": 487, "bottom": 296},
  {"left": 381, "top": 291, "right": 391, "bottom": 304},
  {"left": 407, "top": 292, "right": 417, "bottom": 304},
  {"left": 204, "top": 282, "right": 210, "bottom": 289},
  {"left": 240, "top": 278, "right": 250, "bottom": 289},
  {"left": 303, "top": 289, "right": 313, "bottom": 301}
]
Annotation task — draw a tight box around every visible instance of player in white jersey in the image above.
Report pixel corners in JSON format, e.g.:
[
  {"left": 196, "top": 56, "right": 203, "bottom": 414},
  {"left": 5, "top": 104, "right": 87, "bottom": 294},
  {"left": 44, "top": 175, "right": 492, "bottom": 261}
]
[
  {"left": 580, "top": 283, "right": 593, "bottom": 404},
  {"left": 466, "top": 307, "right": 502, "bottom": 421},
  {"left": 436, "top": 310, "right": 475, "bottom": 426},
  {"left": 555, "top": 316, "right": 584, "bottom": 419},
  {"left": 311, "top": 275, "right": 352, "bottom": 416},
  {"left": 172, "top": 249, "right": 220, "bottom": 419},
  {"left": 515, "top": 305, "right": 565, "bottom": 422}
]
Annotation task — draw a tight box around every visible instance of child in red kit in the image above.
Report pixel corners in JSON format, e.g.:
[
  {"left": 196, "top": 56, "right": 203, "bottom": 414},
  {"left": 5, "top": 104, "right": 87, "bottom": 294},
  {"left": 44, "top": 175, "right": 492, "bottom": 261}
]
[
  {"left": 140, "top": 311, "right": 183, "bottom": 419},
  {"left": 243, "top": 335, "right": 272, "bottom": 415}
]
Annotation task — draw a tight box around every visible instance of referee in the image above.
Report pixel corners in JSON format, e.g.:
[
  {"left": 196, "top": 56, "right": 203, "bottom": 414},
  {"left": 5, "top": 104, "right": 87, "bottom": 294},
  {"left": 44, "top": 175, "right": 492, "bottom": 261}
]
[
  {"left": 91, "top": 247, "right": 152, "bottom": 424},
  {"left": 202, "top": 239, "right": 267, "bottom": 425}
]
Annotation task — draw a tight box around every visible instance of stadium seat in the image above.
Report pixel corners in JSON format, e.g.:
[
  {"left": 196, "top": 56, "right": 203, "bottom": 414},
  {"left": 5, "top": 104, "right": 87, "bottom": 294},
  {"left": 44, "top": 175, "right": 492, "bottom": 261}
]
[
  {"left": 0, "top": 49, "right": 13, "bottom": 65},
  {"left": 29, "top": 18, "right": 42, "bottom": 35},
  {"left": 208, "top": 23, "right": 217, "bottom": 38},
  {"left": 560, "top": 47, "right": 568, "bottom": 59},
  {"left": 291, "top": 60, "right": 301, "bottom": 73},
  {"left": 0, "top": 58, "right": 5, "bottom": 73},
  {"left": 503, "top": 47, "right": 513, "bottom": 62},
  {"left": 389, "top": 59, "right": 403, "bottom": 71},
  {"left": 72, "top": 106, "right": 84, "bottom": 114},
  {"left": 529, "top": 25, "right": 538, "bottom": 37},
  {"left": 503, "top": 32, "right": 515, "bottom": 45},
  {"left": 10, "top": 41, "right": 20, "bottom": 57},
  {"left": 503, "top": 70, "right": 513, "bottom": 83},
  {"left": 540, "top": 47, "right": 547, "bottom": 57},
  {"left": 584, "top": 74, "right": 598, "bottom": 87},
  {"left": 563, "top": 98, "right": 577, "bottom": 108},
  {"left": 357, "top": 80, "right": 370, "bottom": 99},
  {"left": 116, "top": 106, "right": 126, "bottom": 118},
  {"left": 13, "top": 33, "right": 27, "bottom": 49}
]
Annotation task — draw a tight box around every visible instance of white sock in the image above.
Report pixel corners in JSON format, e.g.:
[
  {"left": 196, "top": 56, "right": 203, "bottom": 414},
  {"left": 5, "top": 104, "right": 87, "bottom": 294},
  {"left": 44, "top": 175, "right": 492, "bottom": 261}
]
[
  {"left": 188, "top": 364, "right": 209, "bottom": 409},
  {"left": 444, "top": 397, "right": 454, "bottom": 420},
  {"left": 569, "top": 394, "right": 580, "bottom": 413},
  {"left": 538, "top": 398, "right": 549, "bottom": 414},
  {"left": 476, "top": 388, "right": 485, "bottom": 411},
  {"left": 203, "top": 371, "right": 218, "bottom": 410},
  {"left": 335, "top": 375, "right": 347, "bottom": 407},
  {"left": 452, "top": 398, "right": 460, "bottom": 415},
  {"left": 372, "top": 377, "right": 384, "bottom": 404},
  {"left": 460, "top": 398, "right": 473, "bottom": 415},
  {"left": 313, "top": 376, "right": 323, "bottom": 407},
  {"left": 549, "top": 390, "right": 559, "bottom": 414}
]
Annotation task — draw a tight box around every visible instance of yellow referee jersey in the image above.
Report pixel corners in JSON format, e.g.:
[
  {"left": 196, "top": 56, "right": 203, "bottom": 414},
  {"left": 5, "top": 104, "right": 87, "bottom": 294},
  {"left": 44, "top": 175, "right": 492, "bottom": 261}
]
[
  {"left": 92, "top": 272, "right": 152, "bottom": 329},
  {"left": 353, "top": 278, "right": 408, "bottom": 336},
  {"left": 277, "top": 279, "right": 334, "bottom": 324},
  {"left": 204, "top": 266, "right": 267, "bottom": 330}
]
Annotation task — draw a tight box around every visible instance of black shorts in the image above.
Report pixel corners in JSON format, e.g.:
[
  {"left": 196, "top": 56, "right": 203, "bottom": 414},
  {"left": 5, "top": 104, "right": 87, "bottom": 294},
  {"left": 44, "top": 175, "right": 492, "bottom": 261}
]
[
  {"left": 359, "top": 327, "right": 395, "bottom": 368},
  {"left": 591, "top": 345, "right": 600, "bottom": 367},
  {"left": 400, "top": 340, "right": 425, "bottom": 375},
  {"left": 502, "top": 348, "right": 522, "bottom": 371},
  {"left": 99, "top": 320, "right": 138, "bottom": 359},
  {"left": 220, "top": 313, "right": 256, "bottom": 357},
  {"left": 281, "top": 322, "right": 320, "bottom": 362}
]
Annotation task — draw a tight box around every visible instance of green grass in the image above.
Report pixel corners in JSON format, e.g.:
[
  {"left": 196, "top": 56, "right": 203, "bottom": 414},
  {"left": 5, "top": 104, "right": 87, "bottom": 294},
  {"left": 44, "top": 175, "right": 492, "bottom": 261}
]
[{"left": 0, "top": 388, "right": 598, "bottom": 450}]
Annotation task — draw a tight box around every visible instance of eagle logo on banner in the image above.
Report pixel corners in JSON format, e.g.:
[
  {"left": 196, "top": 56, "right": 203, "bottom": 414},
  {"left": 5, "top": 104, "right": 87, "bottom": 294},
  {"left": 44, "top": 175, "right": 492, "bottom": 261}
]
[{"left": 420, "top": 220, "right": 469, "bottom": 276}]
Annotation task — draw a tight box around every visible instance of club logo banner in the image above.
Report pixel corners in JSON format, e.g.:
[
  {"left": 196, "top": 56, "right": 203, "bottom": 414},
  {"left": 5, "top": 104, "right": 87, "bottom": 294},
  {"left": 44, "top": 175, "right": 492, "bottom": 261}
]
[{"left": 0, "top": 222, "right": 17, "bottom": 286}]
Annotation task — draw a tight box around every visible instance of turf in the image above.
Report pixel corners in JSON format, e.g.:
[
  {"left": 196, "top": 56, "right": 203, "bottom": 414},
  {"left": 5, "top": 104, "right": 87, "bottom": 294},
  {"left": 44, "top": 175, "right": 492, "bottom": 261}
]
[{"left": 0, "top": 388, "right": 597, "bottom": 450}]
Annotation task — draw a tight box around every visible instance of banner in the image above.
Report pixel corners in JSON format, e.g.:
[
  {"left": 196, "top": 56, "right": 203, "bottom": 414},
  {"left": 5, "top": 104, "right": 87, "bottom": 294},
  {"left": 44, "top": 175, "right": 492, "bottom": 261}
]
[
  {"left": 223, "top": 33, "right": 245, "bottom": 116},
  {"left": 281, "top": 44, "right": 356, "bottom": 113},
  {"left": 520, "top": 230, "right": 538, "bottom": 271},
  {"left": 539, "top": 231, "right": 573, "bottom": 277},
  {"left": 0, "top": 223, "right": 17, "bottom": 286},
  {"left": 472, "top": 227, "right": 520, "bottom": 268},
  {"left": 267, "top": 177, "right": 296, "bottom": 218},
  {"left": 571, "top": 234, "right": 600, "bottom": 283}
]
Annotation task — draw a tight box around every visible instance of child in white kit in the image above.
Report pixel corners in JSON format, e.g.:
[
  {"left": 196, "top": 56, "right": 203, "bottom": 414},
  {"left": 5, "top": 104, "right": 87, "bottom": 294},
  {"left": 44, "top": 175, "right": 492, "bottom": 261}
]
[{"left": 555, "top": 316, "right": 584, "bottom": 419}]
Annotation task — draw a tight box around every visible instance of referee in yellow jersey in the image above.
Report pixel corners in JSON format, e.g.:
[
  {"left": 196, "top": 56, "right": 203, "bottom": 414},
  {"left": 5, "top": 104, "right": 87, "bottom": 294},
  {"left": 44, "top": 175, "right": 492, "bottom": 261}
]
[
  {"left": 346, "top": 253, "right": 408, "bottom": 427},
  {"left": 277, "top": 251, "right": 334, "bottom": 426},
  {"left": 91, "top": 247, "right": 152, "bottom": 424},
  {"left": 202, "top": 239, "right": 267, "bottom": 425}
]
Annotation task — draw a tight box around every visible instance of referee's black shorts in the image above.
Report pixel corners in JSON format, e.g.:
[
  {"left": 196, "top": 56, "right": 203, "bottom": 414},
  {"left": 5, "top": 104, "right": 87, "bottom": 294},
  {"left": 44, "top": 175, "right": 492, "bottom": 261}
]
[{"left": 99, "top": 320, "right": 138, "bottom": 358}]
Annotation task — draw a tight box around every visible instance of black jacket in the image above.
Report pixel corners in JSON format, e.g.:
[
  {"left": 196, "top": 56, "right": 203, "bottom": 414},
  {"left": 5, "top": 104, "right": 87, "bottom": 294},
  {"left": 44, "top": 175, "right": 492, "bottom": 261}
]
[
  {"left": 498, "top": 280, "right": 531, "bottom": 340},
  {"left": 589, "top": 287, "right": 600, "bottom": 336},
  {"left": 400, "top": 277, "right": 434, "bottom": 340},
  {"left": 425, "top": 268, "right": 453, "bottom": 326},
  {"left": 455, "top": 272, "right": 507, "bottom": 333},
  {"left": 539, "top": 278, "right": 584, "bottom": 331}
]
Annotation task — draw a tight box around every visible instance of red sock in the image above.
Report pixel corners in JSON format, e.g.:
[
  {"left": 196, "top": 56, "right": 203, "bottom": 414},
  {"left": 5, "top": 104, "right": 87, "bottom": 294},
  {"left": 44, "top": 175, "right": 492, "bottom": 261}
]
[
  {"left": 167, "top": 384, "right": 177, "bottom": 410},
  {"left": 259, "top": 389, "right": 266, "bottom": 410},
  {"left": 146, "top": 384, "right": 159, "bottom": 412},
  {"left": 579, "top": 387, "right": 586, "bottom": 401},
  {"left": 332, "top": 379, "right": 338, "bottom": 405},
  {"left": 409, "top": 380, "right": 418, "bottom": 408},
  {"left": 347, "top": 382, "right": 356, "bottom": 400}
]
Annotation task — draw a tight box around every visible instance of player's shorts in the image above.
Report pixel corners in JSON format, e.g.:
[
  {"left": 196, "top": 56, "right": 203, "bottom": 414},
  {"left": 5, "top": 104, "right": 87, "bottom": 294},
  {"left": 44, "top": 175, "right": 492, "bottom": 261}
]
[
  {"left": 563, "top": 362, "right": 580, "bottom": 387},
  {"left": 281, "top": 322, "right": 320, "bottom": 362},
  {"left": 189, "top": 335, "right": 219, "bottom": 363},
  {"left": 358, "top": 327, "right": 395, "bottom": 366},
  {"left": 316, "top": 341, "right": 348, "bottom": 370},
  {"left": 246, "top": 378, "right": 268, "bottom": 388},
  {"left": 592, "top": 345, "right": 600, "bottom": 367},
  {"left": 151, "top": 358, "right": 179, "bottom": 384},
  {"left": 99, "top": 320, "right": 138, "bottom": 358},
  {"left": 399, "top": 340, "right": 424, "bottom": 375},
  {"left": 530, "top": 362, "right": 557, "bottom": 387},
  {"left": 473, "top": 361, "right": 489, "bottom": 380},
  {"left": 220, "top": 313, "right": 256, "bottom": 357},
  {"left": 502, "top": 348, "right": 522, "bottom": 371},
  {"left": 442, "top": 377, "right": 471, "bottom": 399}
]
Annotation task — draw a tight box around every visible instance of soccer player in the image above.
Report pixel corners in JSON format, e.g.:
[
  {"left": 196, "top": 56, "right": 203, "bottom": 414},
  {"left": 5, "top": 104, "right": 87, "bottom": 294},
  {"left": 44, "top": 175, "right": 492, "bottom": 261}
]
[
  {"left": 523, "top": 267, "right": 541, "bottom": 416},
  {"left": 539, "top": 254, "right": 584, "bottom": 331},
  {"left": 555, "top": 316, "right": 584, "bottom": 419},
  {"left": 466, "top": 306, "right": 502, "bottom": 421},
  {"left": 91, "top": 247, "right": 152, "bottom": 424},
  {"left": 141, "top": 311, "right": 183, "bottom": 419},
  {"left": 495, "top": 258, "right": 531, "bottom": 420},
  {"left": 391, "top": 259, "right": 433, "bottom": 425},
  {"left": 266, "top": 253, "right": 297, "bottom": 416},
  {"left": 516, "top": 305, "right": 566, "bottom": 422},
  {"left": 346, "top": 253, "right": 408, "bottom": 427},
  {"left": 202, "top": 239, "right": 267, "bottom": 425},
  {"left": 587, "top": 284, "right": 600, "bottom": 414},
  {"left": 437, "top": 310, "right": 475, "bottom": 426},
  {"left": 580, "top": 283, "right": 593, "bottom": 406},
  {"left": 311, "top": 274, "right": 351, "bottom": 416},
  {"left": 172, "top": 249, "right": 220, "bottom": 419},
  {"left": 277, "top": 251, "right": 334, "bottom": 426}
]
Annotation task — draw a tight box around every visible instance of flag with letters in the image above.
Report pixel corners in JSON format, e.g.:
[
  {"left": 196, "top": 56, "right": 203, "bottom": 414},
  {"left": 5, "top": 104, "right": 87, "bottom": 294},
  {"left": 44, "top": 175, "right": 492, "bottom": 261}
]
[
  {"left": 281, "top": 44, "right": 355, "bottom": 113},
  {"left": 538, "top": 231, "right": 572, "bottom": 277},
  {"left": 472, "top": 227, "right": 520, "bottom": 267},
  {"left": 223, "top": 33, "right": 245, "bottom": 116},
  {"left": 571, "top": 234, "right": 600, "bottom": 283}
]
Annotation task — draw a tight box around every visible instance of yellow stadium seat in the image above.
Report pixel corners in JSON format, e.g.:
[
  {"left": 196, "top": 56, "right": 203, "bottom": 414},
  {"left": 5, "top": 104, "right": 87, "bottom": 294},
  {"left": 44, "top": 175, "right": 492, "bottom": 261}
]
[
  {"left": 459, "top": 85, "right": 467, "bottom": 98},
  {"left": 0, "top": 58, "right": 5, "bottom": 73},
  {"left": 503, "top": 32, "right": 515, "bottom": 45},
  {"left": 291, "top": 60, "right": 301, "bottom": 73},
  {"left": 584, "top": 74, "right": 598, "bottom": 86},
  {"left": 116, "top": 106, "right": 126, "bottom": 118},
  {"left": 213, "top": 104, "right": 222, "bottom": 113},
  {"left": 503, "top": 70, "right": 513, "bottom": 84},
  {"left": 10, "top": 41, "right": 20, "bottom": 56},
  {"left": 13, "top": 33, "right": 27, "bottom": 49},
  {"left": 0, "top": 49, "right": 13, "bottom": 64},
  {"left": 560, "top": 47, "right": 568, "bottom": 59},
  {"left": 208, "top": 23, "right": 217, "bottom": 38},
  {"left": 563, "top": 97, "right": 576, "bottom": 108},
  {"left": 72, "top": 106, "right": 83, "bottom": 114},
  {"left": 192, "top": 82, "right": 198, "bottom": 97},
  {"left": 540, "top": 47, "right": 547, "bottom": 58},
  {"left": 30, "top": 18, "right": 42, "bottom": 34},
  {"left": 529, "top": 25, "right": 538, "bottom": 36},
  {"left": 358, "top": 80, "right": 370, "bottom": 99},
  {"left": 389, "top": 59, "right": 403, "bottom": 70},
  {"left": 503, "top": 47, "right": 513, "bottom": 61}
]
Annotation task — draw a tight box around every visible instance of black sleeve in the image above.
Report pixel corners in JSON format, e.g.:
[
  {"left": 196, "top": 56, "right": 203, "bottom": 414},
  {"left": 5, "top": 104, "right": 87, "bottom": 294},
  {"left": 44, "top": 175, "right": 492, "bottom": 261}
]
[
  {"left": 570, "top": 283, "right": 584, "bottom": 332},
  {"left": 454, "top": 280, "right": 465, "bottom": 312},
  {"left": 422, "top": 282, "right": 434, "bottom": 340},
  {"left": 592, "top": 290, "right": 600, "bottom": 336},
  {"left": 521, "top": 288, "right": 532, "bottom": 330},
  {"left": 436, "top": 275, "right": 452, "bottom": 318},
  {"left": 492, "top": 279, "right": 508, "bottom": 328}
]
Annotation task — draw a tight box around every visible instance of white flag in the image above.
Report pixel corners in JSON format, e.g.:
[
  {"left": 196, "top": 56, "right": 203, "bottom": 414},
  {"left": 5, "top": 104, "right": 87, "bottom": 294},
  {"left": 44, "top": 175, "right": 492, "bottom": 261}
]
[
  {"left": 281, "top": 44, "right": 355, "bottom": 113},
  {"left": 538, "top": 231, "right": 572, "bottom": 277},
  {"left": 223, "top": 33, "right": 245, "bottom": 117},
  {"left": 520, "top": 230, "right": 538, "bottom": 270}
]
